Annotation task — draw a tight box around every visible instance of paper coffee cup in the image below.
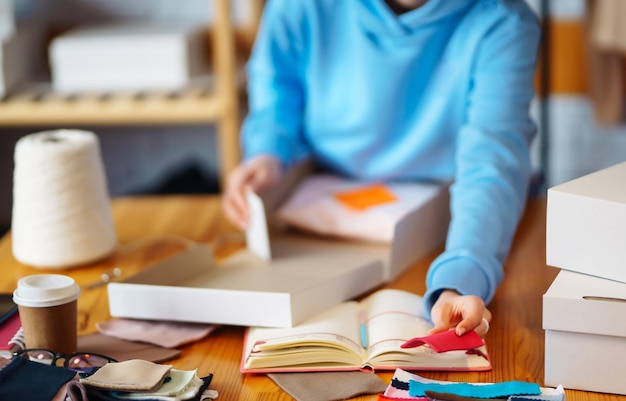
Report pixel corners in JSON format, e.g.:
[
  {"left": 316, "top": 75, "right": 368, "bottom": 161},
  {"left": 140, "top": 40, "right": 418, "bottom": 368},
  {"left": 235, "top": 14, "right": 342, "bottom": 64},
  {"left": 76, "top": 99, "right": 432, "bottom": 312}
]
[{"left": 13, "top": 274, "right": 80, "bottom": 354}]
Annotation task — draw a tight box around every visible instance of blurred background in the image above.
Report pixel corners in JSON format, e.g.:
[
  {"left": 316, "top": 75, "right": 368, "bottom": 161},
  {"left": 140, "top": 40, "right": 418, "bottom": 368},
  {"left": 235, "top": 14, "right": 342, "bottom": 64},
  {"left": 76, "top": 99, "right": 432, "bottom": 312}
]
[{"left": 2, "top": 0, "right": 626, "bottom": 236}]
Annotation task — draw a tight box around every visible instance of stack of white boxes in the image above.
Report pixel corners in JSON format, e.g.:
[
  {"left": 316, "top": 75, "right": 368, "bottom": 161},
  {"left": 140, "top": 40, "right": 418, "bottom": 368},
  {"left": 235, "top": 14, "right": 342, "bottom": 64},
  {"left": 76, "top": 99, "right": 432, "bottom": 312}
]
[{"left": 544, "top": 161, "right": 626, "bottom": 395}]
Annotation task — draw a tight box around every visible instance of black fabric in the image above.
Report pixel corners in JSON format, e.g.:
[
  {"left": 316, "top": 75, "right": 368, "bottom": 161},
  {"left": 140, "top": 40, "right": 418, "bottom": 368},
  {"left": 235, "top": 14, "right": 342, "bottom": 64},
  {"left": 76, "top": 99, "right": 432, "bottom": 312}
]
[
  {"left": 189, "top": 374, "right": 214, "bottom": 401},
  {"left": 0, "top": 357, "right": 77, "bottom": 401},
  {"left": 391, "top": 378, "right": 410, "bottom": 391}
]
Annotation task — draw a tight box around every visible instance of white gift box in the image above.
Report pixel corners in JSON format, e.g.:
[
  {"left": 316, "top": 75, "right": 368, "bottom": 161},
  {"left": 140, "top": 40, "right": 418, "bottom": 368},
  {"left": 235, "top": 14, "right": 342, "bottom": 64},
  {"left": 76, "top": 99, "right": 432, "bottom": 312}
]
[
  {"left": 546, "top": 161, "right": 626, "bottom": 283},
  {"left": 543, "top": 269, "right": 626, "bottom": 395},
  {"left": 49, "top": 22, "right": 209, "bottom": 93}
]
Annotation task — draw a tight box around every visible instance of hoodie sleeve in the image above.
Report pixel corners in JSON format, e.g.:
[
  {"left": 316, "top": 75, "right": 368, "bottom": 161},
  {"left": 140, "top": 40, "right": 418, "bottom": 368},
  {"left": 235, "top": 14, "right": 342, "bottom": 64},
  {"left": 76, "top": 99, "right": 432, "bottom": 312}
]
[
  {"left": 240, "top": 0, "right": 309, "bottom": 167},
  {"left": 423, "top": 4, "right": 541, "bottom": 314}
]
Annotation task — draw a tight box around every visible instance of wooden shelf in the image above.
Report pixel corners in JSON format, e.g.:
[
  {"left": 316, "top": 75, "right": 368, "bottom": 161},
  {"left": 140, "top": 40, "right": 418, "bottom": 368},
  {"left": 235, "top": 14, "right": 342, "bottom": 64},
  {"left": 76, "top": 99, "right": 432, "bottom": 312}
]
[
  {"left": 0, "top": 84, "right": 224, "bottom": 126},
  {"left": 0, "top": 0, "right": 261, "bottom": 188}
]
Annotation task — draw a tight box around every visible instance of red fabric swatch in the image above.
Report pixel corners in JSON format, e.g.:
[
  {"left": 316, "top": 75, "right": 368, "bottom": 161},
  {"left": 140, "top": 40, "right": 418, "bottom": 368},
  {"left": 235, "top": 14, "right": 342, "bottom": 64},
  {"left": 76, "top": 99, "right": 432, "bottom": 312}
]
[{"left": 400, "top": 329, "right": 484, "bottom": 353}]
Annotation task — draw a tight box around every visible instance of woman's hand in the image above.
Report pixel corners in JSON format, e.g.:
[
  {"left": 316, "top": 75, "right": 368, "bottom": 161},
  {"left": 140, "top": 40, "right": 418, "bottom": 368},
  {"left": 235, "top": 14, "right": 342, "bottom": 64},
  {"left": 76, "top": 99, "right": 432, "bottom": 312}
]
[
  {"left": 428, "top": 289, "right": 492, "bottom": 338},
  {"left": 222, "top": 155, "right": 284, "bottom": 229}
]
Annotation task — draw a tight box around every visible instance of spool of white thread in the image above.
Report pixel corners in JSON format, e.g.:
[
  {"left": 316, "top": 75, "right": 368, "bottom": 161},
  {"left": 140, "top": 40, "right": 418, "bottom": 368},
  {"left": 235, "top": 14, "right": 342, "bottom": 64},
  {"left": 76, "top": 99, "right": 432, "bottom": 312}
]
[{"left": 11, "top": 129, "right": 117, "bottom": 269}]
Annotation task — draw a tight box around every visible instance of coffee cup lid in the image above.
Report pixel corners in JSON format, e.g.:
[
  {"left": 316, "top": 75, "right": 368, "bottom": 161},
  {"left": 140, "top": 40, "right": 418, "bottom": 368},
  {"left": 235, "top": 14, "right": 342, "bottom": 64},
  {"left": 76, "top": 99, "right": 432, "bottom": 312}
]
[{"left": 13, "top": 274, "right": 80, "bottom": 307}]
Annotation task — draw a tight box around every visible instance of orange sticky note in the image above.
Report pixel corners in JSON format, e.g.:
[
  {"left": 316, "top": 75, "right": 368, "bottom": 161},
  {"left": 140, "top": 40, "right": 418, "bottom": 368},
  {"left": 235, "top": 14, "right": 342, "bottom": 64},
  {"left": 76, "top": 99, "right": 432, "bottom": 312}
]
[{"left": 334, "top": 183, "right": 397, "bottom": 211}]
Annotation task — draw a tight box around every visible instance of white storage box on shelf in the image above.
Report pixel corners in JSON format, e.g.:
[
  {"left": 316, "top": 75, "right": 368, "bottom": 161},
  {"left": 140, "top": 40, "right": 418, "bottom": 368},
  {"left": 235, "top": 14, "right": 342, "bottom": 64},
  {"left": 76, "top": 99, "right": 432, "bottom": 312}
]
[
  {"left": 543, "top": 269, "right": 626, "bottom": 395},
  {"left": 49, "top": 22, "right": 210, "bottom": 93},
  {"left": 108, "top": 162, "right": 451, "bottom": 328},
  {"left": 546, "top": 161, "right": 626, "bottom": 283}
]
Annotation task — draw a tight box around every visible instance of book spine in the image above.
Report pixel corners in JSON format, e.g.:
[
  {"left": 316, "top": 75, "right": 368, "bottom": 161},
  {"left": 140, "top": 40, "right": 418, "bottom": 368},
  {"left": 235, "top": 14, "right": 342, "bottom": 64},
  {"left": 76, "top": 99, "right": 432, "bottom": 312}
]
[{"left": 1, "top": 327, "right": 25, "bottom": 358}]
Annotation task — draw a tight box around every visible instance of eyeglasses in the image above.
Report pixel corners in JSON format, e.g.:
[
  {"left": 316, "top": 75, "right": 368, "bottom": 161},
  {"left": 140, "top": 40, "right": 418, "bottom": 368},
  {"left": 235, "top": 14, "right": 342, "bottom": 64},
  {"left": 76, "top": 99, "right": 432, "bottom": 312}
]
[{"left": 15, "top": 348, "right": 117, "bottom": 374}]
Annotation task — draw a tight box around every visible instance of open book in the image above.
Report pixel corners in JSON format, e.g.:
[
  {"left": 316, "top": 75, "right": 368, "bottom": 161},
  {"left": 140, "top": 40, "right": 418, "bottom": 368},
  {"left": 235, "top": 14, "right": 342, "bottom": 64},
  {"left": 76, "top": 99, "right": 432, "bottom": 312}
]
[{"left": 241, "top": 289, "right": 491, "bottom": 373}]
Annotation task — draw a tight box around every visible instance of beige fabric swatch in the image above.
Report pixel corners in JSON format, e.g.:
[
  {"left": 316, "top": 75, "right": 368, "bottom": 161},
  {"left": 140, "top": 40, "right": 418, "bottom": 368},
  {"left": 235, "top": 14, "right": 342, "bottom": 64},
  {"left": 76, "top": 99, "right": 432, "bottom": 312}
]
[
  {"left": 268, "top": 371, "right": 388, "bottom": 401},
  {"left": 80, "top": 359, "right": 172, "bottom": 392}
]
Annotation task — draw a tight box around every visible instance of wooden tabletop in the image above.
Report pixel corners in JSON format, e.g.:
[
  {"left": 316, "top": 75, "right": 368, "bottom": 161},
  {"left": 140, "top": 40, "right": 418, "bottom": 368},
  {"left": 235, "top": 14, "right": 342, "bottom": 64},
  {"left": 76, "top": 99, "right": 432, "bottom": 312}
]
[{"left": 0, "top": 196, "right": 623, "bottom": 401}]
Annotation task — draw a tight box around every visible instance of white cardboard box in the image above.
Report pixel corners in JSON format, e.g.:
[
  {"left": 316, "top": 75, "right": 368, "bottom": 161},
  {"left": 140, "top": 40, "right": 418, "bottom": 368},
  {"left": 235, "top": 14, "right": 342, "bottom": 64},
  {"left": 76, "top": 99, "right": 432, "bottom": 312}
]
[
  {"left": 246, "top": 161, "right": 451, "bottom": 282},
  {"left": 108, "top": 239, "right": 386, "bottom": 328},
  {"left": 543, "top": 269, "right": 626, "bottom": 394},
  {"left": 108, "top": 162, "right": 451, "bottom": 327},
  {"left": 546, "top": 161, "right": 626, "bottom": 283},
  {"left": 49, "top": 22, "right": 209, "bottom": 93}
]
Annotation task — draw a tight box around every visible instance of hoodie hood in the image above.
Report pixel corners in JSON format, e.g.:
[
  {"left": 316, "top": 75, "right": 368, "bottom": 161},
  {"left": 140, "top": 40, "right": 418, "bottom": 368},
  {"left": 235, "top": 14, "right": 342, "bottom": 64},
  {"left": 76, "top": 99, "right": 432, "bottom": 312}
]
[{"left": 357, "top": 0, "right": 476, "bottom": 36}]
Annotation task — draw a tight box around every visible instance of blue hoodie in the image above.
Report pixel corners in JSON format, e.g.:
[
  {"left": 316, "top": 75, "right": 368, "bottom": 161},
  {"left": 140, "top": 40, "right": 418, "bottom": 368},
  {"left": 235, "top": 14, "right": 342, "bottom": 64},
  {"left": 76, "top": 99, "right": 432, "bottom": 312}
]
[{"left": 242, "top": 0, "right": 541, "bottom": 314}]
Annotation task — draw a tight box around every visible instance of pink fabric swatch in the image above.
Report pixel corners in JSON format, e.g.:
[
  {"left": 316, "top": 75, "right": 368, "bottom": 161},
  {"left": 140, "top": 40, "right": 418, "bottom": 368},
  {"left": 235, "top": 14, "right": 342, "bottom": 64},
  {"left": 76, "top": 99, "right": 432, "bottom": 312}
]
[
  {"left": 400, "top": 330, "right": 484, "bottom": 352},
  {"left": 97, "top": 318, "right": 218, "bottom": 348}
]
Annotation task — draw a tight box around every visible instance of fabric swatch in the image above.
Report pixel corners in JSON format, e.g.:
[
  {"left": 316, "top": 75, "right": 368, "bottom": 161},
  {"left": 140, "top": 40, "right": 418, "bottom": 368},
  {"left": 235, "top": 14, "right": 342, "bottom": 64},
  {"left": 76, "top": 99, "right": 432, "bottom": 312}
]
[
  {"left": 268, "top": 371, "right": 388, "bottom": 401},
  {"left": 78, "top": 333, "right": 181, "bottom": 363},
  {"left": 78, "top": 374, "right": 214, "bottom": 401},
  {"left": 80, "top": 359, "right": 172, "bottom": 392},
  {"left": 384, "top": 369, "right": 564, "bottom": 401},
  {"left": 408, "top": 380, "right": 541, "bottom": 399},
  {"left": 96, "top": 318, "right": 218, "bottom": 348},
  {"left": 0, "top": 357, "right": 77, "bottom": 401},
  {"left": 401, "top": 329, "right": 484, "bottom": 352}
]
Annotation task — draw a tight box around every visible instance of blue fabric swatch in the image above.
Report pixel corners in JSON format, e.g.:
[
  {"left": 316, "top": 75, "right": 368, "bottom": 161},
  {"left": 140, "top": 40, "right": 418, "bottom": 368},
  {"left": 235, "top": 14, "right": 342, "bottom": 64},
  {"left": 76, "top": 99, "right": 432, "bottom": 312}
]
[
  {"left": 0, "top": 357, "right": 77, "bottom": 401},
  {"left": 408, "top": 380, "right": 541, "bottom": 398}
]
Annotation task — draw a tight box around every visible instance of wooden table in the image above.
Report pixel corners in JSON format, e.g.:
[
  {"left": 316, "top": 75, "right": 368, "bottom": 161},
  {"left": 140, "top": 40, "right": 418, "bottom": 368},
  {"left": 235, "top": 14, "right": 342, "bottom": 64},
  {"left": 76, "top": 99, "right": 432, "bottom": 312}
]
[{"left": 0, "top": 196, "right": 623, "bottom": 401}]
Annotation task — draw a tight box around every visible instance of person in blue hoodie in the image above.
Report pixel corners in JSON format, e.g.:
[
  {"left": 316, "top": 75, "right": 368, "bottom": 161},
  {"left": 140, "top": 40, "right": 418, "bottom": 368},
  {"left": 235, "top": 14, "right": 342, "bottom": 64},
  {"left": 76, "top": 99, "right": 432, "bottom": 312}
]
[{"left": 223, "top": 0, "right": 541, "bottom": 338}]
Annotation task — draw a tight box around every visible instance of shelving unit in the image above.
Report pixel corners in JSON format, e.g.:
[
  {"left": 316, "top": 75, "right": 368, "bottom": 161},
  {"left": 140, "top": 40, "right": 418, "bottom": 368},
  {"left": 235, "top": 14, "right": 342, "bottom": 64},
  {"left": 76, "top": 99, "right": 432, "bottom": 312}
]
[
  {"left": 0, "top": 85, "right": 222, "bottom": 125},
  {"left": 0, "top": 0, "right": 262, "bottom": 189}
]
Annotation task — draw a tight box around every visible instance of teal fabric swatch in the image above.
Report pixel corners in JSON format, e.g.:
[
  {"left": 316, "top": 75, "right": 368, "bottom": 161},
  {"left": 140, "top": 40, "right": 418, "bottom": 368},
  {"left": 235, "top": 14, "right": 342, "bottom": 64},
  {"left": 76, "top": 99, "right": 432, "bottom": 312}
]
[{"left": 408, "top": 380, "right": 541, "bottom": 399}]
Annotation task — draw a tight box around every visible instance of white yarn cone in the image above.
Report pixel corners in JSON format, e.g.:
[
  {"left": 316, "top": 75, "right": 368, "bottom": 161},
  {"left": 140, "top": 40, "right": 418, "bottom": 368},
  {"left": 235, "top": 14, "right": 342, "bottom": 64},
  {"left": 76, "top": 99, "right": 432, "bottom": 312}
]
[{"left": 11, "top": 129, "right": 117, "bottom": 269}]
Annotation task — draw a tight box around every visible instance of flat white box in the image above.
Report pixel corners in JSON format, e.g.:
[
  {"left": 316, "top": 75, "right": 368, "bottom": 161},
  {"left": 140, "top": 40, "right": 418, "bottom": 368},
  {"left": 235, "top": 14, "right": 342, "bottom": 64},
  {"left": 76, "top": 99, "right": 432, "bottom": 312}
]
[
  {"left": 108, "top": 162, "right": 450, "bottom": 327},
  {"left": 49, "top": 22, "right": 209, "bottom": 93},
  {"left": 543, "top": 269, "right": 626, "bottom": 395},
  {"left": 108, "top": 241, "right": 386, "bottom": 328},
  {"left": 546, "top": 161, "right": 626, "bottom": 283}
]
